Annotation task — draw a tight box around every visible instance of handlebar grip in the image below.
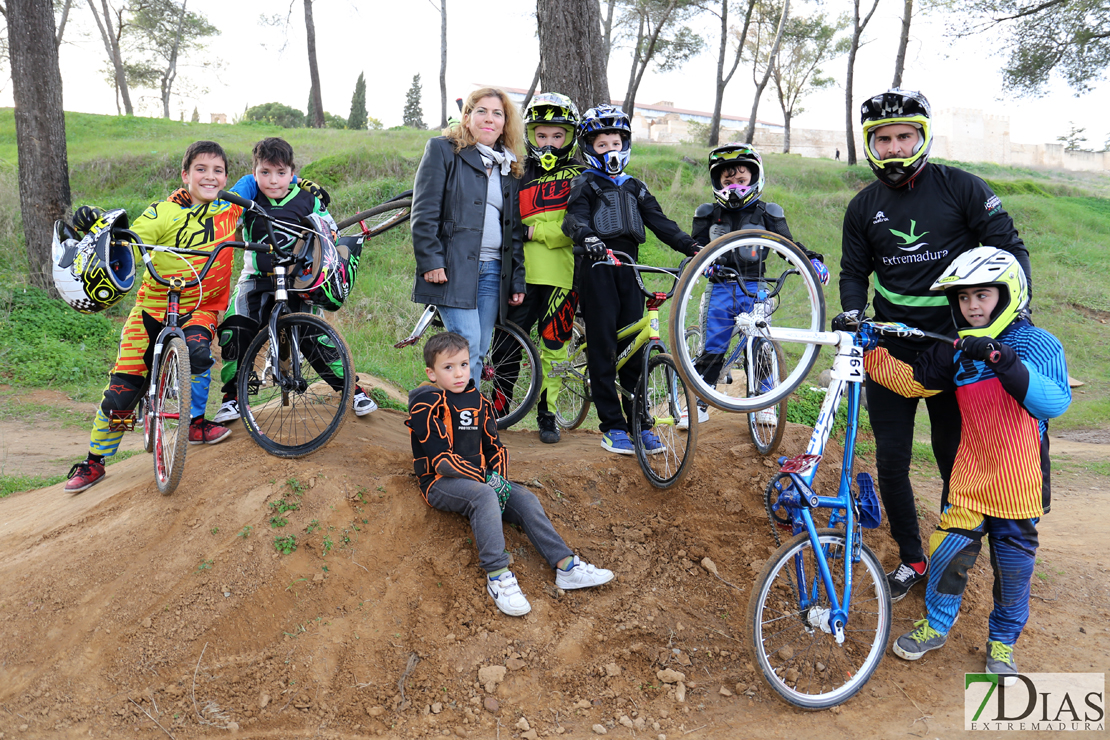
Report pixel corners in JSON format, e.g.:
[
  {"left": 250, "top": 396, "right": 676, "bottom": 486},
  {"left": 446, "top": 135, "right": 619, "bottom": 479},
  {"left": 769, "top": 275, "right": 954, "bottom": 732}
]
[
  {"left": 989, "top": 350, "right": 1002, "bottom": 363},
  {"left": 572, "top": 246, "right": 585, "bottom": 256},
  {"left": 217, "top": 189, "right": 254, "bottom": 210}
]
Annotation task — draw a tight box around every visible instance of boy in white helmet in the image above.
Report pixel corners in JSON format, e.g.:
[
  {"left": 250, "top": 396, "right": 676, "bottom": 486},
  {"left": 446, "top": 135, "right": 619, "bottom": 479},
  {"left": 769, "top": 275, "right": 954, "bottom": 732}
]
[{"left": 861, "top": 247, "right": 1069, "bottom": 682}]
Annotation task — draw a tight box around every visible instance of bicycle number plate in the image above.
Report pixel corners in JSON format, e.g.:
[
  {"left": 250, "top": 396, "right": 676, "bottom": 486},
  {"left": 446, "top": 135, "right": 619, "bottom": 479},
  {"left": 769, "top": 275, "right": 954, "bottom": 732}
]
[
  {"left": 829, "top": 344, "right": 865, "bottom": 382},
  {"left": 780, "top": 453, "right": 822, "bottom": 475}
]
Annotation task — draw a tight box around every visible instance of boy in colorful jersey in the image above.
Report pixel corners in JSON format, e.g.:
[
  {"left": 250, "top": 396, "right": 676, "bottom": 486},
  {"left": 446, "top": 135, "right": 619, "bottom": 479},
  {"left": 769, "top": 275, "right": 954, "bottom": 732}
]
[
  {"left": 212, "top": 137, "right": 377, "bottom": 424},
  {"left": 503, "top": 92, "right": 583, "bottom": 444},
  {"left": 407, "top": 332, "right": 614, "bottom": 617},
  {"left": 65, "top": 141, "right": 242, "bottom": 492},
  {"left": 861, "top": 248, "right": 1069, "bottom": 681}
]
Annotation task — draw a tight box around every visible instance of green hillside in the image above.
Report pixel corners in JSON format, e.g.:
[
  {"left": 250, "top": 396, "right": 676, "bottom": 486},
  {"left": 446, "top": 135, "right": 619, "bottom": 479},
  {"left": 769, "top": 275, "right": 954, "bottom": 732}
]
[{"left": 1, "top": 109, "right": 1107, "bottom": 431}]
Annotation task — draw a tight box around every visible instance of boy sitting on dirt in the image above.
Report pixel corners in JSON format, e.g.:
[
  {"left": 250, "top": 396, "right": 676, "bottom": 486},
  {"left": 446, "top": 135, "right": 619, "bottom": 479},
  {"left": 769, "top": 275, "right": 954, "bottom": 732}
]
[
  {"left": 213, "top": 137, "right": 378, "bottom": 425},
  {"left": 406, "top": 332, "right": 614, "bottom": 616},
  {"left": 862, "top": 247, "right": 1069, "bottom": 681}
]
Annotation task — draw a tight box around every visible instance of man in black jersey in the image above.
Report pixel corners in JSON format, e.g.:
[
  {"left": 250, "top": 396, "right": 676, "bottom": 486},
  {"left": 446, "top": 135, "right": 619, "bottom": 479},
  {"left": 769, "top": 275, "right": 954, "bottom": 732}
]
[{"left": 832, "top": 89, "right": 1032, "bottom": 602}]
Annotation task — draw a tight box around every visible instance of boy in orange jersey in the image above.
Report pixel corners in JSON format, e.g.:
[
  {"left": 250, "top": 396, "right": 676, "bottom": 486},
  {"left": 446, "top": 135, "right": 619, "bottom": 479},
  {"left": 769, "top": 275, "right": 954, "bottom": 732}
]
[{"left": 862, "top": 248, "right": 1069, "bottom": 682}]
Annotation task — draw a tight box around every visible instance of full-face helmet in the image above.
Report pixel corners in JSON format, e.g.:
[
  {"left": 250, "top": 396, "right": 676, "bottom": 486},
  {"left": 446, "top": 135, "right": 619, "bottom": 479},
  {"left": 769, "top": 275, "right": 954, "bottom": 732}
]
[
  {"left": 930, "top": 247, "right": 1029, "bottom": 338},
  {"left": 52, "top": 209, "right": 137, "bottom": 314},
  {"left": 577, "top": 104, "right": 632, "bottom": 176},
  {"left": 860, "top": 88, "right": 932, "bottom": 188},
  {"left": 524, "top": 92, "right": 579, "bottom": 171},
  {"left": 708, "top": 143, "right": 764, "bottom": 210},
  {"left": 292, "top": 214, "right": 361, "bottom": 312}
]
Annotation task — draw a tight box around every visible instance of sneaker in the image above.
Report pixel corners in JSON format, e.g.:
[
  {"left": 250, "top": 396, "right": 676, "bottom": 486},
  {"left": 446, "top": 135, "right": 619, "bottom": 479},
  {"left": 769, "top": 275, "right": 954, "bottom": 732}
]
[
  {"left": 677, "top": 404, "right": 709, "bottom": 430},
  {"left": 213, "top": 397, "right": 240, "bottom": 424},
  {"left": 892, "top": 618, "right": 947, "bottom": 660},
  {"left": 555, "top": 556, "right": 614, "bottom": 590},
  {"left": 352, "top": 386, "right": 378, "bottom": 417},
  {"left": 754, "top": 407, "right": 777, "bottom": 425},
  {"left": 537, "top": 413, "right": 561, "bottom": 444},
  {"left": 986, "top": 641, "right": 1019, "bottom": 686},
  {"left": 487, "top": 571, "right": 531, "bottom": 616},
  {"left": 64, "top": 459, "right": 105, "bottom": 493},
  {"left": 601, "top": 429, "right": 635, "bottom": 456},
  {"left": 639, "top": 429, "right": 666, "bottom": 455},
  {"left": 189, "top": 418, "right": 232, "bottom": 445},
  {"left": 887, "top": 557, "right": 928, "bottom": 602}
]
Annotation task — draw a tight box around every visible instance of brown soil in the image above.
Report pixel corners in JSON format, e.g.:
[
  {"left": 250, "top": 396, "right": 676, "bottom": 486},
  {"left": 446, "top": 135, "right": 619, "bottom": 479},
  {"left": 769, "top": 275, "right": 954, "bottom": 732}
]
[{"left": 1, "top": 387, "right": 1107, "bottom": 740}]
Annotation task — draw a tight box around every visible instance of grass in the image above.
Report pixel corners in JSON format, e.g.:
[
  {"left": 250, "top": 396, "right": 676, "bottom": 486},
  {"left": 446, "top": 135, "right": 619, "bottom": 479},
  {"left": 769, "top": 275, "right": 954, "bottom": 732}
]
[
  {"left": 0, "top": 109, "right": 1108, "bottom": 436},
  {"left": 0, "top": 448, "right": 142, "bottom": 498}
]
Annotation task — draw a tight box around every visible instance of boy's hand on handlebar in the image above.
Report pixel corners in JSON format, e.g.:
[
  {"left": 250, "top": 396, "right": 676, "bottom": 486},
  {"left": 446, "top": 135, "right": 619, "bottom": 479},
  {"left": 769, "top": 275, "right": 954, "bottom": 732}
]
[
  {"left": 830, "top": 309, "right": 863, "bottom": 332},
  {"left": 167, "top": 188, "right": 193, "bottom": 208},
  {"left": 583, "top": 236, "right": 607, "bottom": 261},
  {"left": 73, "top": 205, "right": 105, "bottom": 234},
  {"left": 810, "top": 259, "right": 830, "bottom": 286},
  {"left": 297, "top": 178, "right": 331, "bottom": 209},
  {"left": 956, "top": 336, "right": 1012, "bottom": 364}
]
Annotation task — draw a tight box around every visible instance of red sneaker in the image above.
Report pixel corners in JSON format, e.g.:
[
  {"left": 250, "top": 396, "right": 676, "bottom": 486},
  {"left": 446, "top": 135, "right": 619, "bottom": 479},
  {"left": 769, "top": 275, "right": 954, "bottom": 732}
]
[
  {"left": 188, "top": 418, "right": 232, "bottom": 445},
  {"left": 65, "top": 459, "right": 106, "bottom": 493}
]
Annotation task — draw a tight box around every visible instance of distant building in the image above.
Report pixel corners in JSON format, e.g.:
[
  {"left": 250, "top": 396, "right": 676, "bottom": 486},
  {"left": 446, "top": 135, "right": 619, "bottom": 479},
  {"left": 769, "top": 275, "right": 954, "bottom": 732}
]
[{"left": 210, "top": 113, "right": 227, "bottom": 124}]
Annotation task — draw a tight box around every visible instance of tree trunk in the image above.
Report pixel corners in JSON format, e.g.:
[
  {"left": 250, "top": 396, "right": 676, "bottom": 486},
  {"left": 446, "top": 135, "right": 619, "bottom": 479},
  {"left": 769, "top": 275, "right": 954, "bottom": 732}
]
[
  {"left": 743, "top": 0, "right": 790, "bottom": 144},
  {"left": 537, "top": 0, "right": 610, "bottom": 114},
  {"left": 601, "top": 0, "right": 617, "bottom": 67},
  {"left": 624, "top": 2, "right": 676, "bottom": 117},
  {"left": 709, "top": 0, "right": 756, "bottom": 147},
  {"left": 438, "top": 0, "right": 448, "bottom": 129},
  {"left": 892, "top": 0, "right": 912, "bottom": 88},
  {"left": 55, "top": 0, "right": 73, "bottom": 48},
  {"left": 8, "top": 0, "right": 72, "bottom": 294},
  {"left": 623, "top": 14, "right": 645, "bottom": 112},
  {"left": 845, "top": 0, "right": 881, "bottom": 165},
  {"left": 161, "top": 0, "right": 188, "bottom": 119},
  {"left": 304, "top": 0, "right": 324, "bottom": 127},
  {"left": 522, "top": 61, "right": 542, "bottom": 111},
  {"left": 87, "top": 0, "right": 133, "bottom": 116},
  {"left": 783, "top": 110, "right": 791, "bottom": 153}
]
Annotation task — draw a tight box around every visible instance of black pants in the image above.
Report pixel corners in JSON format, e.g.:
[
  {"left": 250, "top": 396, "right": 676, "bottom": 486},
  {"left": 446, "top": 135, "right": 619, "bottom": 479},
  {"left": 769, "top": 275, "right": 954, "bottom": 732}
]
[
  {"left": 866, "top": 375, "right": 961, "bottom": 564},
  {"left": 580, "top": 262, "right": 645, "bottom": 434}
]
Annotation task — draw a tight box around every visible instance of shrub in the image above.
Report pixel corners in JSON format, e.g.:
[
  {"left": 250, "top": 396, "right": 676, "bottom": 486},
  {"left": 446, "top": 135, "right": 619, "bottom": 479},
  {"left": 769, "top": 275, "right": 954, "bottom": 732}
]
[{"left": 244, "top": 102, "right": 305, "bottom": 129}]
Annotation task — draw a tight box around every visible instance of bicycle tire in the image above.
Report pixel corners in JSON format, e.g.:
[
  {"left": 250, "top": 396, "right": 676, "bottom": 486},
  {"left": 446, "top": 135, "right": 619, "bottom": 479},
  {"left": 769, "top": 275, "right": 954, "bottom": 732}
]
[
  {"left": 152, "top": 337, "right": 191, "bottom": 495},
  {"left": 669, "top": 230, "right": 825, "bottom": 413},
  {"left": 485, "top": 321, "right": 542, "bottom": 430},
  {"left": 336, "top": 199, "right": 412, "bottom": 238},
  {"left": 238, "top": 312, "right": 353, "bottom": 458},
  {"left": 552, "top": 319, "right": 590, "bottom": 430},
  {"left": 747, "top": 339, "right": 788, "bottom": 455},
  {"left": 632, "top": 353, "right": 698, "bottom": 489},
  {"left": 747, "top": 529, "right": 891, "bottom": 709}
]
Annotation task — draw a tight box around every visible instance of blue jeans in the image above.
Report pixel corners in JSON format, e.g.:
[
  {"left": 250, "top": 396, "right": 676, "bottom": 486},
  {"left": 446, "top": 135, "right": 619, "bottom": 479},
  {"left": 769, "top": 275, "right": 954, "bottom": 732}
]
[{"left": 438, "top": 259, "right": 501, "bottom": 385}]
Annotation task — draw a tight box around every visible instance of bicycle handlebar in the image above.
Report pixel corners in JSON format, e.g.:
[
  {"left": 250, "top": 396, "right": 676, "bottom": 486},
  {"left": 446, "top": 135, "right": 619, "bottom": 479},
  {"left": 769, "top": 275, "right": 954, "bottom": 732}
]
[
  {"left": 573, "top": 247, "right": 683, "bottom": 300},
  {"left": 858, "top": 318, "right": 954, "bottom": 345},
  {"left": 702, "top": 263, "right": 796, "bottom": 302},
  {"left": 110, "top": 238, "right": 271, "bottom": 291}
]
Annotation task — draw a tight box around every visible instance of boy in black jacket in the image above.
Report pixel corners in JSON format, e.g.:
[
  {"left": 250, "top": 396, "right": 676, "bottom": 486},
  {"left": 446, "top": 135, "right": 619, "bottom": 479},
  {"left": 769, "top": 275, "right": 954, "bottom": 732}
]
[
  {"left": 406, "top": 333, "right": 614, "bottom": 617},
  {"left": 562, "top": 105, "right": 700, "bottom": 455}
]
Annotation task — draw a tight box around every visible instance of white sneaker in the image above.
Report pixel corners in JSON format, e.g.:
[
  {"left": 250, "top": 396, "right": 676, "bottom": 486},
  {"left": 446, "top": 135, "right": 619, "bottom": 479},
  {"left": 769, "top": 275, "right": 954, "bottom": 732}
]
[
  {"left": 677, "top": 405, "right": 709, "bottom": 429},
  {"left": 555, "top": 556, "right": 615, "bottom": 590},
  {"left": 353, "top": 388, "right": 378, "bottom": 417},
  {"left": 487, "top": 571, "right": 531, "bottom": 616},
  {"left": 754, "top": 408, "right": 776, "bottom": 425},
  {"left": 213, "top": 398, "right": 240, "bottom": 424}
]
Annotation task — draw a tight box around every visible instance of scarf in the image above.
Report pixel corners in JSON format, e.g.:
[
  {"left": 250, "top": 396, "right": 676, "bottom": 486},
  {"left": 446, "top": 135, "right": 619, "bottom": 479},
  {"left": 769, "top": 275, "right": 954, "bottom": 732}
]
[
  {"left": 475, "top": 142, "right": 516, "bottom": 175},
  {"left": 585, "top": 167, "right": 631, "bottom": 186}
]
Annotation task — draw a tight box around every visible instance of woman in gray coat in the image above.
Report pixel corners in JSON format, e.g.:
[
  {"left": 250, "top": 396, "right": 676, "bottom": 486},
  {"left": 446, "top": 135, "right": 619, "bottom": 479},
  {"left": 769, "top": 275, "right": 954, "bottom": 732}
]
[{"left": 410, "top": 87, "right": 526, "bottom": 384}]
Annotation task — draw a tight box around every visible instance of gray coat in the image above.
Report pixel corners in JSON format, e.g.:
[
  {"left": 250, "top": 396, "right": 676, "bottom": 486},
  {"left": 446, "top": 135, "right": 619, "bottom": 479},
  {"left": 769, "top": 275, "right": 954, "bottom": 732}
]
[{"left": 410, "top": 137, "right": 525, "bottom": 318}]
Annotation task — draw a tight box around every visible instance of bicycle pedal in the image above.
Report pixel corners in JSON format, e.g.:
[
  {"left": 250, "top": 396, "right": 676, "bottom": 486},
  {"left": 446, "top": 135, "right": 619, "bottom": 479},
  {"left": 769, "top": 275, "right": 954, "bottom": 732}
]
[{"left": 108, "top": 410, "right": 137, "bottom": 432}]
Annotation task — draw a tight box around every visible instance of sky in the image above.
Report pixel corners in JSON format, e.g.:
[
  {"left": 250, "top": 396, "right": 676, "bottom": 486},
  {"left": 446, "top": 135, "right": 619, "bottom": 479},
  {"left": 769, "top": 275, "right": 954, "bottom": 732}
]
[{"left": 2, "top": 0, "right": 1105, "bottom": 151}]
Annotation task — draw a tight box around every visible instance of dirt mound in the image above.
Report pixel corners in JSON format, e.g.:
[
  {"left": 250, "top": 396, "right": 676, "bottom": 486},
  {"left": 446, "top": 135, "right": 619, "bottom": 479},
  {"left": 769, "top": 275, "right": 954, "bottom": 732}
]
[{"left": 1, "top": 406, "right": 1107, "bottom": 739}]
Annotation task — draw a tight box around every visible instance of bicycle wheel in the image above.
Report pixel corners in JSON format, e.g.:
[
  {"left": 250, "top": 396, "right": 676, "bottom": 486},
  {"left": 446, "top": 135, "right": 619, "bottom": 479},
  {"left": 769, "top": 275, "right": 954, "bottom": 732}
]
[
  {"left": 631, "top": 353, "right": 698, "bottom": 489},
  {"left": 747, "top": 529, "right": 891, "bottom": 709},
  {"left": 552, "top": 319, "right": 590, "bottom": 430},
  {"left": 335, "top": 199, "right": 412, "bottom": 238},
  {"left": 485, "top": 321, "right": 541, "bottom": 430},
  {"left": 238, "top": 312, "right": 353, "bottom": 458},
  {"left": 669, "top": 230, "right": 825, "bottom": 413},
  {"left": 138, "top": 396, "right": 154, "bottom": 454},
  {"left": 152, "top": 337, "right": 191, "bottom": 495},
  {"left": 746, "top": 339, "right": 788, "bottom": 455}
]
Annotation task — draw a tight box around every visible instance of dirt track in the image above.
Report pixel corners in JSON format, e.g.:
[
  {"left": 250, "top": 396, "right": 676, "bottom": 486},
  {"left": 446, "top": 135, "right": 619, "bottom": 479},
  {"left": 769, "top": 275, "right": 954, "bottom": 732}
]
[{"left": 1, "top": 390, "right": 1108, "bottom": 739}]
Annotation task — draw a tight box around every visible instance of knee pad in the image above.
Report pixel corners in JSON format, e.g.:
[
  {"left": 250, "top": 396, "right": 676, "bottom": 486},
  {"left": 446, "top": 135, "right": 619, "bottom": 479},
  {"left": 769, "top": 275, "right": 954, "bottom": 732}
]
[
  {"left": 101, "top": 373, "right": 145, "bottom": 413},
  {"left": 217, "top": 314, "right": 259, "bottom": 362},
  {"left": 929, "top": 526, "right": 984, "bottom": 597},
  {"left": 184, "top": 326, "right": 215, "bottom": 375}
]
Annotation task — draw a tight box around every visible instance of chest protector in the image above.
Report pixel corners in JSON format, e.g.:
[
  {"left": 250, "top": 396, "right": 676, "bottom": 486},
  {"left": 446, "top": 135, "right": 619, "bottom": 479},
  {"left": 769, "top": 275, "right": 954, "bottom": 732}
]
[
  {"left": 589, "top": 179, "right": 647, "bottom": 243},
  {"left": 705, "top": 203, "right": 772, "bottom": 263}
]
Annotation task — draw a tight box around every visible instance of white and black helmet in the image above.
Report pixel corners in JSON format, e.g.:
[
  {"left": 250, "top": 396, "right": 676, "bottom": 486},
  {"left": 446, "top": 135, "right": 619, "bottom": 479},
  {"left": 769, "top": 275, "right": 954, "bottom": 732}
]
[
  {"left": 860, "top": 88, "right": 932, "bottom": 188},
  {"left": 52, "top": 209, "right": 137, "bottom": 314}
]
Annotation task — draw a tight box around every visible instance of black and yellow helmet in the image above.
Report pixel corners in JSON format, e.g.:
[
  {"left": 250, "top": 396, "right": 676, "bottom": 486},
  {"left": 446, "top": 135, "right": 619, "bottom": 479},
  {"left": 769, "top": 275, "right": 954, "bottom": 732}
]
[
  {"left": 930, "top": 247, "right": 1029, "bottom": 338},
  {"left": 52, "top": 209, "right": 137, "bottom": 314},
  {"left": 524, "top": 92, "right": 579, "bottom": 171},
  {"left": 860, "top": 88, "right": 932, "bottom": 188}
]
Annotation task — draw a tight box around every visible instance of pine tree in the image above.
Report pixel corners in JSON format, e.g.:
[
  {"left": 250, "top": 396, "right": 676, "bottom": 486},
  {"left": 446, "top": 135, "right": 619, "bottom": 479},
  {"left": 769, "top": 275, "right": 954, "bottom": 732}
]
[
  {"left": 347, "top": 72, "right": 368, "bottom": 130},
  {"left": 403, "top": 74, "right": 426, "bottom": 130},
  {"left": 191, "top": 106, "right": 199, "bottom": 123},
  {"left": 307, "top": 91, "right": 318, "bottom": 128}
]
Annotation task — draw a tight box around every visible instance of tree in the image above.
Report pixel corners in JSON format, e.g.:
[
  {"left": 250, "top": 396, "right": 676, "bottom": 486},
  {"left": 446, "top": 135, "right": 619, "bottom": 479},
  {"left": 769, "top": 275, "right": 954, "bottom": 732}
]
[
  {"left": 620, "top": 0, "right": 705, "bottom": 116},
  {"left": 304, "top": 0, "right": 323, "bottom": 127},
  {"left": 948, "top": 0, "right": 1109, "bottom": 96},
  {"left": 347, "top": 71, "right": 368, "bottom": 130},
  {"left": 127, "top": 0, "right": 220, "bottom": 119},
  {"left": 307, "top": 89, "right": 317, "bottom": 126},
  {"left": 1056, "top": 122, "right": 1088, "bottom": 151},
  {"left": 244, "top": 102, "right": 305, "bottom": 128},
  {"left": 4, "top": 0, "right": 72, "bottom": 293},
  {"left": 403, "top": 74, "right": 426, "bottom": 129},
  {"left": 429, "top": 0, "right": 448, "bottom": 129},
  {"left": 742, "top": 0, "right": 791, "bottom": 144},
  {"left": 190, "top": 105, "right": 198, "bottom": 122},
  {"left": 844, "top": 0, "right": 882, "bottom": 165},
  {"left": 703, "top": 0, "right": 758, "bottom": 147},
  {"left": 772, "top": 12, "right": 849, "bottom": 152},
  {"left": 891, "top": 0, "right": 912, "bottom": 87},
  {"left": 86, "top": 0, "right": 135, "bottom": 115},
  {"left": 537, "top": 0, "right": 611, "bottom": 113}
]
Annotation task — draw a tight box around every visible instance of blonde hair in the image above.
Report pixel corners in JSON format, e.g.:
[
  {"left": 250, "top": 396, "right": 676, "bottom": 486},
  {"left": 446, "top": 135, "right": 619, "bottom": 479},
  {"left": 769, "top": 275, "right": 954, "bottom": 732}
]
[{"left": 443, "top": 88, "right": 524, "bottom": 178}]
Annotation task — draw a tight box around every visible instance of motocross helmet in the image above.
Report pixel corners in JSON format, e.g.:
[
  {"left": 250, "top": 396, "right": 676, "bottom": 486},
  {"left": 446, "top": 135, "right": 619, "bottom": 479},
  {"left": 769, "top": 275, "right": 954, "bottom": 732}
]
[
  {"left": 524, "top": 92, "right": 580, "bottom": 171},
  {"left": 930, "top": 247, "right": 1029, "bottom": 338},
  {"left": 292, "top": 214, "right": 360, "bottom": 312},
  {"left": 52, "top": 209, "right": 137, "bottom": 314},
  {"left": 860, "top": 88, "right": 932, "bottom": 188},
  {"left": 577, "top": 104, "right": 632, "bottom": 176},
  {"left": 708, "top": 143, "right": 764, "bottom": 210}
]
